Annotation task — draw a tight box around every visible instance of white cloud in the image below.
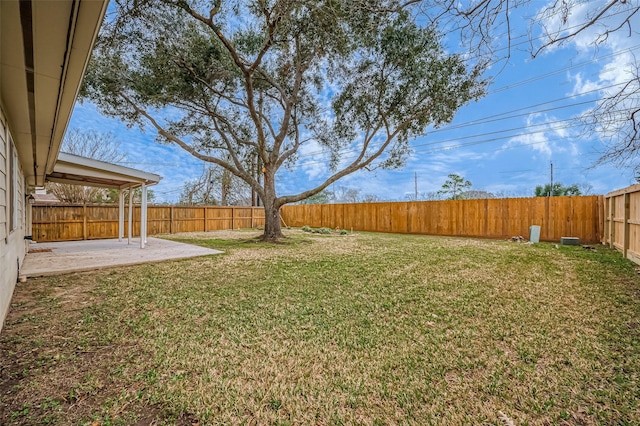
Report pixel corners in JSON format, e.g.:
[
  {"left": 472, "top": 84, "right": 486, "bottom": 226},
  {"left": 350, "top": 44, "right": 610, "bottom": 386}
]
[
  {"left": 296, "top": 140, "right": 330, "bottom": 181},
  {"left": 571, "top": 50, "right": 639, "bottom": 96},
  {"left": 503, "top": 112, "right": 580, "bottom": 157}
]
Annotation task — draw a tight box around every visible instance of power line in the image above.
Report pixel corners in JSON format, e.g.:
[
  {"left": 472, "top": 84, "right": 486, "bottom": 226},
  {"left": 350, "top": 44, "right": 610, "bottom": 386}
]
[
  {"left": 293, "top": 104, "right": 638, "bottom": 170},
  {"left": 276, "top": 67, "right": 634, "bottom": 162},
  {"left": 489, "top": 44, "right": 640, "bottom": 93},
  {"left": 119, "top": 81, "right": 625, "bottom": 172}
]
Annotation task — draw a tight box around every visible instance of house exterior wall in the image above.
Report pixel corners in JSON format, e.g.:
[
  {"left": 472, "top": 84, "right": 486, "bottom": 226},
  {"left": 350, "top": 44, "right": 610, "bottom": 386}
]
[{"left": 0, "top": 104, "right": 27, "bottom": 331}]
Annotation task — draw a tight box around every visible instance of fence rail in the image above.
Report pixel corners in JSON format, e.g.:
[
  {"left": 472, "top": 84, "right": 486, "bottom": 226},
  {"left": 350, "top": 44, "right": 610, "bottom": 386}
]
[
  {"left": 603, "top": 184, "right": 640, "bottom": 265},
  {"left": 32, "top": 205, "right": 265, "bottom": 242},
  {"left": 280, "top": 196, "right": 604, "bottom": 243}
]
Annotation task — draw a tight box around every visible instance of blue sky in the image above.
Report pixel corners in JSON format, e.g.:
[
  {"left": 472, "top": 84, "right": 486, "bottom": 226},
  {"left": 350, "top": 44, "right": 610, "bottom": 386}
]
[{"left": 68, "top": 1, "right": 639, "bottom": 203}]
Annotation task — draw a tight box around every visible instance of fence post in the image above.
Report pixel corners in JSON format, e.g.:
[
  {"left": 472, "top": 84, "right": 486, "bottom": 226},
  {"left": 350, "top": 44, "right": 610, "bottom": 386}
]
[
  {"left": 624, "top": 192, "right": 630, "bottom": 258},
  {"left": 608, "top": 196, "right": 615, "bottom": 249},
  {"left": 82, "top": 203, "right": 87, "bottom": 240},
  {"left": 204, "top": 206, "right": 208, "bottom": 232},
  {"left": 231, "top": 207, "right": 235, "bottom": 230},
  {"left": 170, "top": 206, "right": 174, "bottom": 234},
  {"left": 597, "top": 196, "right": 604, "bottom": 243},
  {"left": 251, "top": 207, "right": 254, "bottom": 229}
]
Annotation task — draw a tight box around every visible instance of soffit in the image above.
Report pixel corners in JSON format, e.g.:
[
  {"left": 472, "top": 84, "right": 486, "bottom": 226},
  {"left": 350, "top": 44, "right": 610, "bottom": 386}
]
[{"left": 0, "top": 0, "right": 108, "bottom": 186}]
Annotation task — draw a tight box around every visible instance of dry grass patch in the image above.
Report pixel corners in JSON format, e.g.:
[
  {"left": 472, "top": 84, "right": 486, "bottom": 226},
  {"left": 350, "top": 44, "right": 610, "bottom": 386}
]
[{"left": 1, "top": 231, "right": 639, "bottom": 425}]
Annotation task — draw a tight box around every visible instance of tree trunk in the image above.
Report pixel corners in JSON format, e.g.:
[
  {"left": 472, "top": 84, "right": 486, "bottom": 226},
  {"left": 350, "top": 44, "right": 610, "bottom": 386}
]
[
  {"left": 221, "top": 169, "right": 231, "bottom": 206},
  {"left": 261, "top": 171, "right": 283, "bottom": 241}
]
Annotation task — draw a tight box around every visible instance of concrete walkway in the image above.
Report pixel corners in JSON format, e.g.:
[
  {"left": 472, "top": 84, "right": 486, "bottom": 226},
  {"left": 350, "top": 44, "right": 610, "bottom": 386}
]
[{"left": 21, "top": 237, "right": 222, "bottom": 278}]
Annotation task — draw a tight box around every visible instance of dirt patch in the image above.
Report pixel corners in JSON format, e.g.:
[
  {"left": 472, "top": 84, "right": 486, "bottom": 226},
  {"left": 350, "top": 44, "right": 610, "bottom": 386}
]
[
  {"left": 131, "top": 404, "right": 199, "bottom": 426},
  {"left": 28, "top": 248, "right": 52, "bottom": 253},
  {"left": 166, "top": 229, "right": 266, "bottom": 240}
]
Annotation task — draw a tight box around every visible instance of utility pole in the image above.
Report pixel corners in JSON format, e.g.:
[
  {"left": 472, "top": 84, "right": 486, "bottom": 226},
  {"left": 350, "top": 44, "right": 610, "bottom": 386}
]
[
  {"left": 414, "top": 172, "right": 418, "bottom": 200},
  {"left": 549, "top": 161, "right": 553, "bottom": 197}
]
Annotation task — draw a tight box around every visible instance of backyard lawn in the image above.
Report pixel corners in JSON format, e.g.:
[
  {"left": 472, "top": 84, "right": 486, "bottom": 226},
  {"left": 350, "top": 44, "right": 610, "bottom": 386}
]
[{"left": 1, "top": 230, "right": 639, "bottom": 425}]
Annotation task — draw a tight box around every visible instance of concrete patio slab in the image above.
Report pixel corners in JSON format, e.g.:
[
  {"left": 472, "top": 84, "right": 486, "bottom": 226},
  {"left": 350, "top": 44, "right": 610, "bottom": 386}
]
[{"left": 21, "top": 237, "right": 222, "bottom": 278}]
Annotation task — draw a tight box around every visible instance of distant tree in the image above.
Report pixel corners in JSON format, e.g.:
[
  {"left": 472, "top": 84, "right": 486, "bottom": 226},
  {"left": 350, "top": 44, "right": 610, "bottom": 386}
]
[
  {"left": 576, "top": 183, "right": 595, "bottom": 196},
  {"left": 46, "top": 129, "right": 126, "bottom": 203},
  {"left": 437, "top": 174, "right": 472, "bottom": 200},
  {"left": 461, "top": 190, "right": 495, "bottom": 199},
  {"left": 179, "top": 165, "right": 251, "bottom": 206},
  {"left": 361, "top": 193, "right": 382, "bottom": 203},
  {"left": 534, "top": 183, "right": 581, "bottom": 197},
  {"left": 493, "top": 190, "right": 529, "bottom": 199},
  {"left": 101, "top": 187, "right": 156, "bottom": 204},
  {"left": 423, "top": 191, "right": 441, "bottom": 201},
  {"left": 405, "top": 191, "right": 441, "bottom": 201},
  {"left": 334, "top": 187, "right": 362, "bottom": 204},
  {"left": 302, "top": 191, "right": 334, "bottom": 205}
]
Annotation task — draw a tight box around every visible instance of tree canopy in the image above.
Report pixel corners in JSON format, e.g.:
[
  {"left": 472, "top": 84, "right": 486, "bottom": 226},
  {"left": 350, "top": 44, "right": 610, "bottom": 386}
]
[
  {"left": 179, "top": 164, "right": 251, "bottom": 206},
  {"left": 437, "top": 173, "right": 472, "bottom": 200},
  {"left": 83, "top": 0, "right": 485, "bottom": 240},
  {"left": 46, "top": 129, "right": 127, "bottom": 204},
  {"left": 535, "top": 183, "right": 581, "bottom": 197}
]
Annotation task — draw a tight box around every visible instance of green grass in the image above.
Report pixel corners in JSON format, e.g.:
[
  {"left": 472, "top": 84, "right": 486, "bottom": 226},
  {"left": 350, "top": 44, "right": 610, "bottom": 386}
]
[{"left": 1, "top": 231, "right": 639, "bottom": 425}]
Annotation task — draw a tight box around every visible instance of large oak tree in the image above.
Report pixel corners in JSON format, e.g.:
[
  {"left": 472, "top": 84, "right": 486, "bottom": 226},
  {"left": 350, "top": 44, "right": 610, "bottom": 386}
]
[{"left": 83, "top": 0, "right": 484, "bottom": 240}]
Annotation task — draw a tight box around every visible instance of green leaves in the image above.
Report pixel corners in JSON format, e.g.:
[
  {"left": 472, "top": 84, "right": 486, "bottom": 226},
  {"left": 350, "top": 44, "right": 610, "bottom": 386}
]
[
  {"left": 437, "top": 174, "right": 473, "bottom": 200},
  {"left": 534, "top": 183, "right": 581, "bottom": 197}
]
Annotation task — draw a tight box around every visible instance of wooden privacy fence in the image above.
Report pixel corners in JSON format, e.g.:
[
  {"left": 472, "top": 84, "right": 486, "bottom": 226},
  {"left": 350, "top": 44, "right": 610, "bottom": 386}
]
[
  {"left": 33, "top": 196, "right": 604, "bottom": 243},
  {"left": 32, "top": 205, "right": 265, "bottom": 242},
  {"left": 281, "top": 196, "right": 604, "bottom": 243},
  {"left": 603, "top": 184, "right": 640, "bottom": 265}
]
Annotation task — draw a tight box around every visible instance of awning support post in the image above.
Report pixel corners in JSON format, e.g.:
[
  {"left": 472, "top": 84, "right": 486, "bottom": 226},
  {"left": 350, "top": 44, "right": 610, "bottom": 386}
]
[
  {"left": 128, "top": 187, "right": 133, "bottom": 245},
  {"left": 118, "top": 189, "right": 124, "bottom": 242},
  {"left": 141, "top": 183, "right": 147, "bottom": 249}
]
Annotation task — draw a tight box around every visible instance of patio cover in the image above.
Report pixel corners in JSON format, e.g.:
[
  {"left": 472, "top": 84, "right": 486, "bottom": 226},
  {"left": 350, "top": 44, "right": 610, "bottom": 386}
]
[{"left": 47, "top": 152, "right": 162, "bottom": 249}]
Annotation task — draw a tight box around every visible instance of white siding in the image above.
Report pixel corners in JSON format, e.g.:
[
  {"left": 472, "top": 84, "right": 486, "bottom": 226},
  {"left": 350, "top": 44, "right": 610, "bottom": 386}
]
[
  {"left": 0, "top": 104, "right": 27, "bottom": 332},
  {"left": 0, "top": 107, "right": 5, "bottom": 242},
  {"left": 17, "top": 156, "right": 24, "bottom": 232}
]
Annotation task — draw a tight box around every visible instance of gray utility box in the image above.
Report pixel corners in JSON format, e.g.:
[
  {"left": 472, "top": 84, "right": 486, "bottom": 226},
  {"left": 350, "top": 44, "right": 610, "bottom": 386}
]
[
  {"left": 529, "top": 225, "right": 541, "bottom": 243},
  {"left": 560, "top": 237, "right": 580, "bottom": 245}
]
